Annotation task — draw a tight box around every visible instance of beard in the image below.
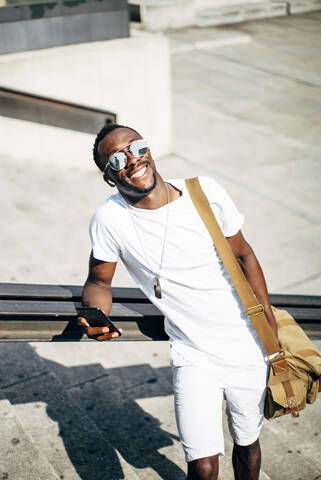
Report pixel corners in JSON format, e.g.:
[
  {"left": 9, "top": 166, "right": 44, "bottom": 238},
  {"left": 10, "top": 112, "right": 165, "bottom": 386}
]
[
  {"left": 118, "top": 171, "right": 157, "bottom": 203},
  {"left": 129, "top": 172, "right": 157, "bottom": 194}
]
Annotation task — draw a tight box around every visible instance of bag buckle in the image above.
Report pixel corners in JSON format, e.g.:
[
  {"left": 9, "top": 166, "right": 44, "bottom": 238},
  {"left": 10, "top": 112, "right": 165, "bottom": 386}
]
[
  {"left": 270, "top": 351, "right": 288, "bottom": 374},
  {"left": 246, "top": 304, "right": 264, "bottom": 318},
  {"left": 268, "top": 350, "right": 285, "bottom": 362}
]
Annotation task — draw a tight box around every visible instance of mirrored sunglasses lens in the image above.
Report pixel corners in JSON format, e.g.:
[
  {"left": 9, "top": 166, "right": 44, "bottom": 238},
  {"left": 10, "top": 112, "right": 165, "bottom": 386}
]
[
  {"left": 138, "top": 147, "right": 148, "bottom": 156},
  {"left": 109, "top": 152, "right": 127, "bottom": 170},
  {"left": 130, "top": 140, "right": 148, "bottom": 158}
]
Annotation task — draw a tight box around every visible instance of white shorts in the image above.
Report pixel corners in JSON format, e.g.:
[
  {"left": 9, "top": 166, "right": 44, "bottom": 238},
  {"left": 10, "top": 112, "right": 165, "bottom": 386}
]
[{"left": 171, "top": 345, "right": 269, "bottom": 463}]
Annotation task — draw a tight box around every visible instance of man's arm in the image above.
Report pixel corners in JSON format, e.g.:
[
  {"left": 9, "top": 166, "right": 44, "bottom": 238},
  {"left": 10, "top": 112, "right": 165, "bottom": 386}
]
[
  {"left": 227, "top": 231, "right": 278, "bottom": 338},
  {"left": 77, "top": 251, "right": 119, "bottom": 341}
]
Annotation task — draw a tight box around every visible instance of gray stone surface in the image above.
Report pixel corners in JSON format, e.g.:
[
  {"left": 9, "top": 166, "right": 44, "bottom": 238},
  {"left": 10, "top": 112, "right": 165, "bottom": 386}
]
[
  {"left": 1, "top": 11, "right": 321, "bottom": 480},
  {"left": 262, "top": 400, "right": 321, "bottom": 478},
  {"left": 168, "top": 15, "right": 321, "bottom": 296},
  {"left": 0, "top": 398, "right": 60, "bottom": 480},
  {"left": 0, "top": 343, "right": 140, "bottom": 480}
]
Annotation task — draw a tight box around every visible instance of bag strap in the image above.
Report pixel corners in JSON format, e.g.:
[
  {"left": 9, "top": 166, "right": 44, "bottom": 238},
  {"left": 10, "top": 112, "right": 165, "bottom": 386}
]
[
  {"left": 185, "top": 177, "right": 302, "bottom": 417},
  {"left": 185, "top": 177, "right": 280, "bottom": 358}
]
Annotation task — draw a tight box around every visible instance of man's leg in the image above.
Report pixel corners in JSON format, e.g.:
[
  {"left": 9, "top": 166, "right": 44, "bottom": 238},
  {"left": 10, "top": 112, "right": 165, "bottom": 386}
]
[
  {"left": 171, "top": 353, "right": 225, "bottom": 478},
  {"left": 225, "top": 358, "right": 268, "bottom": 480},
  {"left": 187, "top": 454, "right": 219, "bottom": 480},
  {"left": 232, "top": 439, "right": 261, "bottom": 480}
]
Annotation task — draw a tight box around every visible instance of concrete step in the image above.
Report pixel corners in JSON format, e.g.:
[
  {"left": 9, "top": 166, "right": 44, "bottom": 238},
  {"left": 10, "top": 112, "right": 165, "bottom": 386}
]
[
  {"left": 33, "top": 341, "right": 281, "bottom": 480},
  {"left": 131, "top": 0, "right": 321, "bottom": 31},
  {"left": 196, "top": 1, "right": 321, "bottom": 28},
  {"left": 196, "top": 1, "right": 287, "bottom": 27},
  {"left": 46, "top": 344, "right": 185, "bottom": 480},
  {"left": 0, "top": 397, "right": 60, "bottom": 480},
  {"left": 9, "top": 378, "right": 141, "bottom": 480},
  {"left": 261, "top": 400, "right": 321, "bottom": 479},
  {"left": 64, "top": 367, "right": 187, "bottom": 479},
  {"left": 1, "top": 341, "right": 320, "bottom": 479},
  {"left": 282, "top": 0, "right": 321, "bottom": 14},
  {"left": 0, "top": 343, "right": 140, "bottom": 480},
  {"left": 33, "top": 341, "right": 187, "bottom": 479}
]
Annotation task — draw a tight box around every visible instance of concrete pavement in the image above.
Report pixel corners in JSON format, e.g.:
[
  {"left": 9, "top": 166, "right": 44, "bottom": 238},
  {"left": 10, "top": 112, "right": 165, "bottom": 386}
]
[{"left": 1, "top": 11, "right": 321, "bottom": 480}]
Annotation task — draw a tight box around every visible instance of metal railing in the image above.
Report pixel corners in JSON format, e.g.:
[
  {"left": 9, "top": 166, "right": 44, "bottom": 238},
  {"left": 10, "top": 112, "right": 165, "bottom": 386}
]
[{"left": 0, "top": 86, "right": 116, "bottom": 134}]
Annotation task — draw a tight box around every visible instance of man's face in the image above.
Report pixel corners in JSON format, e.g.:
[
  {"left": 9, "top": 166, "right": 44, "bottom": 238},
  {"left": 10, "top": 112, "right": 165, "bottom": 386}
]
[{"left": 99, "top": 128, "right": 157, "bottom": 200}]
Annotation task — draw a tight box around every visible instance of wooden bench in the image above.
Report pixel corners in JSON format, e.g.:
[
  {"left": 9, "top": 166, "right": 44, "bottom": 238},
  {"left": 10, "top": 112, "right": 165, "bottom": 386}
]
[{"left": 0, "top": 283, "right": 320, "bottom": 342}]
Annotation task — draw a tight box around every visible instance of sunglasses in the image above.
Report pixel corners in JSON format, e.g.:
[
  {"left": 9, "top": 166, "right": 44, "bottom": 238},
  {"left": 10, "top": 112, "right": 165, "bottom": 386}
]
[{"left": 104, "top": 139, "right": 149, "bottom": 172}]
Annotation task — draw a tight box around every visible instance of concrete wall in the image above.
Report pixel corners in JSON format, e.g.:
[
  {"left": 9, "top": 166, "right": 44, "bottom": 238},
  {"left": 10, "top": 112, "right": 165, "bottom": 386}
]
[
  {"left": 0, "top": 0, "right": 129, "bottom": 55},
  {"left": 0, "top": 29, "right": 171, "bottom": 171},
  {"left": 138, "top": 0, "right": 196, "bottom": 31}
]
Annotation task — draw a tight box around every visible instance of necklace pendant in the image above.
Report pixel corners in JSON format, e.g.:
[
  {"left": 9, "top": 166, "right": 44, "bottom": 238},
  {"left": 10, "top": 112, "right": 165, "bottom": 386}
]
[{"left": 154, "top": 277, "right": 162, "bottom": 299}]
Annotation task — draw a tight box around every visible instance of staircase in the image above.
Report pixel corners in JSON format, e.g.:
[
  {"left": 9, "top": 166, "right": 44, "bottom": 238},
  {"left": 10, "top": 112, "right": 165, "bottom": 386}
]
[
  {"left": 1, "top": 341, "right": 320, "bottom": 479},
  {"left": 0, "top": 344, "right": 142, "bottom": 480},
  {"left": 0, "top": 398, "right": 59, "bottom": 480}
]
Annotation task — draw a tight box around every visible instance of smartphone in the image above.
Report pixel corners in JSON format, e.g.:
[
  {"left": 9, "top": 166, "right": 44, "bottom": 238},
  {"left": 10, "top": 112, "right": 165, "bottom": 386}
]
[{"left": 76, "top": 306, "right": 122, "bottom": 336}]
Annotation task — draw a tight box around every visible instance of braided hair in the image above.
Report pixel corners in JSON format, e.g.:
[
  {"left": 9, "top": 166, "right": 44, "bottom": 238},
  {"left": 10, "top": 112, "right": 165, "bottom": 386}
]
[{"left": 93, "top": 123, "right": 140, "bottom": 172}]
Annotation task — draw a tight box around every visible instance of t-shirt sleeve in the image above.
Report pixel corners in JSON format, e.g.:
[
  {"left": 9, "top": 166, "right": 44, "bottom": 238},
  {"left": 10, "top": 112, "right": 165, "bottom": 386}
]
[
  {"left": 89, "top": 211, "right": 120, "bottom": 263},
  {"left": 199, "top": 176, "right": 244, "bottom": 237}
]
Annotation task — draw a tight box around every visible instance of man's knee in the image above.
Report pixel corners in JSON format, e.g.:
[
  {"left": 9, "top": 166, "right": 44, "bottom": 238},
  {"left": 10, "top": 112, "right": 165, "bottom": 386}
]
[
  {"left": 234, "top": 439, "right": 260, "bottom": 455},
  {"left": 187, "top": 455, "right": 219, "bottom": 480},
  {"left": 232, "top": 439, "right": 261, "bottom": 479},
  {"left": 233, "top": 438, "right": 261, "bottom": 465}
]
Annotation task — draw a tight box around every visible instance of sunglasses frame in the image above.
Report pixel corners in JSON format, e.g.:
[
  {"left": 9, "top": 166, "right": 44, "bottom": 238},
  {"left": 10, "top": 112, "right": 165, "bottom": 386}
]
[{"left": 103, "top": 139, "right": 149, "bottom": 173}]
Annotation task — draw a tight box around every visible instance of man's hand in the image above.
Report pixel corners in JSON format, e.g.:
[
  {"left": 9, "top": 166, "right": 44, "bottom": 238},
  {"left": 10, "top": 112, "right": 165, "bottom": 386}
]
[{"left": 77, "top": 316, "right": 121, "bottom": 341}]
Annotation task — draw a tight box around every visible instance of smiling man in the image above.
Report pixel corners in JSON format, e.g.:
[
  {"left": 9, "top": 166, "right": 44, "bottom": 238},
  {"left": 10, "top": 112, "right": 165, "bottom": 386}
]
[{"left": 78, "top": 123, "right": 277, "bottom": 480}]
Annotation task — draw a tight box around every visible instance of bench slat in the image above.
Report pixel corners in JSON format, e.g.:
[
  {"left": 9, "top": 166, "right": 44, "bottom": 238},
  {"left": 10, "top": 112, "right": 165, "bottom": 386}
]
[
  {"left": 0, "top": 283, "right": 82, "bottom": 299},
  {"left": 0, "top": 301, "right": 320, "bottom": 322},
  {"left": 269, "top": 294, "right": 321, "bottom": 308},
  {"left": 277, "top": 307, "right": 321, "bottom": 322},
  {"left": 0, "top": 300, "right": 162, "bottom": 318},
  {"left": 1, "top": 284, "right": 321, "bottom": 308},
  {"left": 0, "top": 283, "right": 148, "bottom": 302}
]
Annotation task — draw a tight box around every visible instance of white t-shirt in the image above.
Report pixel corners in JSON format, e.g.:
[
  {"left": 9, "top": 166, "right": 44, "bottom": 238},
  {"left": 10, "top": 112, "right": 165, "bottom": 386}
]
[{"left": 89, "top": 176, "right": 266, "bottom": 367}]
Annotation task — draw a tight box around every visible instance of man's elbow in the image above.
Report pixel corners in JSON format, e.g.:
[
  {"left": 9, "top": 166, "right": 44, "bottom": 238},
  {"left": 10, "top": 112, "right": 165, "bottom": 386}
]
[
  {"left": 83, "top": 279, "right": 112, "bottom": 292},
  {"left": 236, "top": 244, "right": 255, "bottom": 268}
]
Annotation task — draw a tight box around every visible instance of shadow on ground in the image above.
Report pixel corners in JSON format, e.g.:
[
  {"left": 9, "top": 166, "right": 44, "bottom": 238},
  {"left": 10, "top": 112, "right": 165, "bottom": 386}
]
[{"left": 0, "top": 343, "right": 185, "bottom": 479}]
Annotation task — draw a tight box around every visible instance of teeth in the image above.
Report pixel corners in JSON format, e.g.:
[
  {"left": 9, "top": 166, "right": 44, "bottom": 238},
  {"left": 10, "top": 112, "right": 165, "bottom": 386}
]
[{"left": 131, "top": 166, "right": 147, "bottom": 179}]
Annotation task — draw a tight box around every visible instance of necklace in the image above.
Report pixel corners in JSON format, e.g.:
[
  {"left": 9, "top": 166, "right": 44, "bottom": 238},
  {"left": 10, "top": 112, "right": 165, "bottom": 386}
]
[{"left": 127, "top": 182, "right": 170, "bottom": 299}]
